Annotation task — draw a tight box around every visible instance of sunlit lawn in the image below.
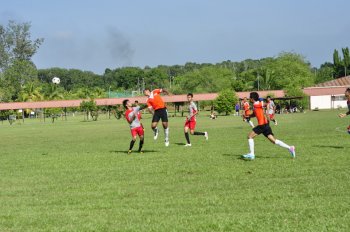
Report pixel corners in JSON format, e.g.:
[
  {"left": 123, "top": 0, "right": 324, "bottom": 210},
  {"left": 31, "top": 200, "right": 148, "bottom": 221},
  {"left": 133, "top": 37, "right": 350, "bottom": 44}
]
[{"left": 0, "top": 110, "right": 349, "bottom": 231}]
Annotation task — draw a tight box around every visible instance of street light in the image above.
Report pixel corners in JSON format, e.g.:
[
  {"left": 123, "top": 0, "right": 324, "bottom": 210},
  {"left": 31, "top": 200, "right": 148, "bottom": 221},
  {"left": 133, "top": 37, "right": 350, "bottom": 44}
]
[{"left": 108, "top": 86, "right": 111, "bottom": 98}]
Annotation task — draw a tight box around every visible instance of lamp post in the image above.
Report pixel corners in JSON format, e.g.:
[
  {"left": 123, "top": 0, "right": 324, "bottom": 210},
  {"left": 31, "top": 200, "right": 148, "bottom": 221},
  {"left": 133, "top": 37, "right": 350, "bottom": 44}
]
[{"left": 108, "top": 86, "right": 111, "bottom": 98}]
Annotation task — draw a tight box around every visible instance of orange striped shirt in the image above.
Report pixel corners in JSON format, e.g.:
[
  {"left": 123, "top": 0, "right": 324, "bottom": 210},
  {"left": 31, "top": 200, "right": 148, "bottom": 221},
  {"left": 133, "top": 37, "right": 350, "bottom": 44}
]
[
  {"left": 147, "top": 89, "right": 166, "bottom": 110},
  {"left": 253, "top": 101, "right": 268, "bottom": 125}
]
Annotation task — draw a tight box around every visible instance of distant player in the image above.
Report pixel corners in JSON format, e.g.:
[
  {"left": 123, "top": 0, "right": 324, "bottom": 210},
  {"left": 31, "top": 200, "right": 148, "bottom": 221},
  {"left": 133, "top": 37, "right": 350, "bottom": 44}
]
[
  {"left": 241, "top": 92, "right": 295, "bottom": 160},
  {"left": 123, "top": 99, "right": 146, "bottom": 154},
  {"left": 266, "top": 96, "right": 277, "bottom": 125},
  {"left": 143, "top": 88, "right": 170, "bottom": 146},
  {"left": 338, "top": 88, "right": 350, "bottom": 133},
  {"left": 242, "top": 97, "right": 254, "bottom": 128},
  {"left": 184, "top": 93, "right": 208, "bottom": 146}
]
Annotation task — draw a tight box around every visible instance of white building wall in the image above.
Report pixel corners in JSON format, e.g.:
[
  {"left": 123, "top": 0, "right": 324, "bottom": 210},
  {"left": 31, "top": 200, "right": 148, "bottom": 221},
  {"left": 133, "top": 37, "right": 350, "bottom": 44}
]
[{"left": 310, "top": 95, "right": 348, "bottom": 109}]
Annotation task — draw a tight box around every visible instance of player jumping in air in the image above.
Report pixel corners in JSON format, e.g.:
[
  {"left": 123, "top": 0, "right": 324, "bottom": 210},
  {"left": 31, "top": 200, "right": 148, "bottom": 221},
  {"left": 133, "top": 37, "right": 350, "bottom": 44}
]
[
  {"left": 338, "top": 88, "right": 350, "bottom": 133},
  {"left": 123, "top": 99, "right": 146, "bottom": 154},
  {"left": 266, "top": 96, "right": 277, "bottom": 125},
  {"left": 242, "top": 92, "right": 295, "bottom": 160},
  {"left": 242, "top": 97, "right": 254, "bottom": 128},
  {"left": 143, "top": 88, "right": 170, "bottom": 146},
  {"left": 184, "top": 93, "right": 208, "bottom": 146}
]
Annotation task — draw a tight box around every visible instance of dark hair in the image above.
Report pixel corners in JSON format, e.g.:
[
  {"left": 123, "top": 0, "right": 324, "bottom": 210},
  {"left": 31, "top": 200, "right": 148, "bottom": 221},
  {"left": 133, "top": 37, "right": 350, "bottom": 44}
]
[
  {"left": 134, "top": 100, "right": 139, "bottom": 104},
  {"left": 144, "top": 88, "right": 150, "bottom": 92},
  {"left": 187, "top": 93, "right": 193, "bottom": 97},
  {"left": 250, "top": 92, "right": 259, "bottom": 101},
  {"left": 122, "top": 99, "right": 129, "bottom": 109},
  {"left": 346, "top": 88, "right": 350, "bottom": 93},
  {"left": 267, "top": 96, "right": 271, "bottom": 99}
]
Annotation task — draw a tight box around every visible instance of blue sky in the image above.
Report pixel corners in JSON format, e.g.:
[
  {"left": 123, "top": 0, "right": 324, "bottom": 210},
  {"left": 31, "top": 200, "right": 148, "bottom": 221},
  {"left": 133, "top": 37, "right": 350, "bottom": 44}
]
[{"left": 1, "top": 0, "right": 350, "bottom": 74}]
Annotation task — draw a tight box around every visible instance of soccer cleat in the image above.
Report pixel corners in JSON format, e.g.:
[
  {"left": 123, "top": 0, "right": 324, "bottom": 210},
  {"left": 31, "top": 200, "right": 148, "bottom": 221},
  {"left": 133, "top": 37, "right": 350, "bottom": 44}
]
[
  {"left": 241, "top": 153, "right": 255, "bottom": 160},
  {"left": 184, "top": 143, "right": 192, "bottom": 147},
  {"left": 289, "top": 146, "right": 296, "bottom": 158},
  {"left": 274, "top": 120, "right": 278, "bottom": 126},
  {"left": 138, "top": 150, "right": 144, "bottom": 154},
  {"left": 204, "top": 132, "right": 209, "bottom": 141},
  {"left": 127, "top": 150, "right": 132, "bottom": 155},
  {"left": 154, "top": 128, "right": 159, "bottom": 140},
  {"left": 165, "top": 139, "right": 169, "bottom": 147}
]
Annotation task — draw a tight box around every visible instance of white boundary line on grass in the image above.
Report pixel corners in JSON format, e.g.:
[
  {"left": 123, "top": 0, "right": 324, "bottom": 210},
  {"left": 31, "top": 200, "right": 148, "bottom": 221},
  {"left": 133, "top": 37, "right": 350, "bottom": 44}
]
[{"left": 335, "top": 127, "right": 348, "bottom": 134}]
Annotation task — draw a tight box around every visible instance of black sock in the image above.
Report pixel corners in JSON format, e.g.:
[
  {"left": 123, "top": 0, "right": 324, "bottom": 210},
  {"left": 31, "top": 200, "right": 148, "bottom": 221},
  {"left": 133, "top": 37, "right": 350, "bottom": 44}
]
[
  {"left": 138, "top": 139, "right": 144, "bottom": 152},
  {"left": 185, "top": 132, "right": 190, "bottom": 144},
  {"left": 194, "top": 132, "right": 205, "bottom": 135},
  {"left": 129, "top": 140, "right": 135, "bottom": 150}
]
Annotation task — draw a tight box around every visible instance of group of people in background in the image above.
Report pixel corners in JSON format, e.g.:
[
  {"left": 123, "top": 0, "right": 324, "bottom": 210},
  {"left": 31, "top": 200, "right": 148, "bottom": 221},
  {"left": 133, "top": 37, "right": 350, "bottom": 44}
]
[{"left": 121, "top": 87, "right": 350, "bottom": 159}]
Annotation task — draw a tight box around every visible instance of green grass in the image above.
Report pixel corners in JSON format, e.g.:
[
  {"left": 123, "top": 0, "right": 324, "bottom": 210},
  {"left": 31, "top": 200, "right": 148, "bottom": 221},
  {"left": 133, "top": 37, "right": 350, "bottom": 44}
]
[{"left": 0, "top": 111, "right": 349, "bottom": 231}]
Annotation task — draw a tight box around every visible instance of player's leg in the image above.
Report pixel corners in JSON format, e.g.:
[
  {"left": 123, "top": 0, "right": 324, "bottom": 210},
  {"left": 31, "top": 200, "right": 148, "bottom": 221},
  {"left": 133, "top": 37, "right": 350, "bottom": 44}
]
[
  {"left": 160, "top": 108, "right": 169, "bottom": 146},
  {"left": 128, "top": 134, "right": 137, "bottom": 154},
  {"left": 184, "top": 126, "right": 191, "bottom": 146},
  {"left": 247, "top": 117, "right": 254, "bottom": 128},
  {"left": 242, "top": 130, "right": 258, "bottom": 160},
  {"left": 151, "top": 113, "right": 160, "bottom": 140},
  {"left": 138, "top": 127, "right": 144, "bottom": 153},
  {"left": 266, "top": 134, "right": 295, "bottom": 158},
  {"left": 190, "top": 121, "right": 208, "bottom": 140}
]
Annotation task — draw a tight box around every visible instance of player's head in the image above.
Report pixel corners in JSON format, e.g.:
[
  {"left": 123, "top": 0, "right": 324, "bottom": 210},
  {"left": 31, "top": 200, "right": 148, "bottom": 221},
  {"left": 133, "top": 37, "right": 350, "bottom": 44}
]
[
  {"left": 143, "top": 88, "right": 151, "bottom": 96},
  {"left": 249, "top": 92, "right": 259, "bottom": 102},
  {"left": 187, "top": 93, "right": 193, "bottom": 101},
  {"left": 122, "top": 99, "right": 131, "bottom": 109},
  {"left": 243, "top": 97, "right": 247, "bottom": 102},
  {"left": 345, "top": 88, "right": 350, "bottom": 99},
  {"left": 267, "top": 96, "right": 271, "bottom": 101},
  {"left": 134, "top": 100, "right": 139, "bottom": 105}
]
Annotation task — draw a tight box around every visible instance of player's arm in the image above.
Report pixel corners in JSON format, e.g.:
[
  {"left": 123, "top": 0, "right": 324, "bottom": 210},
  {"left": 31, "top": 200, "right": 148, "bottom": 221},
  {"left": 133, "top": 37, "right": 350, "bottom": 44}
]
[
  {"left": 338, "top": 110, "right": 350, "bottom": 118},
  {"left": 147, "top": 106, "right": 155, "bottom": 115},
  {"left": 160, "top": 89, "right": 171, "bottom": 95}
]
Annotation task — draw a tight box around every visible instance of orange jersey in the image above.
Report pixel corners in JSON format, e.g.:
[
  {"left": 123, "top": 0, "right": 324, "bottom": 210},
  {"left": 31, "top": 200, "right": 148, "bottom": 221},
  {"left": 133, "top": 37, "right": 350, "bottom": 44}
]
[
  {"left": 243, "top": 102, "right": 250, "bottom": 116},
  {"left": 253, "top": 101, "right": 268, "bottom": 125},
  {"left": 147, "top": 89, "right": 166, "bottom": 110}
]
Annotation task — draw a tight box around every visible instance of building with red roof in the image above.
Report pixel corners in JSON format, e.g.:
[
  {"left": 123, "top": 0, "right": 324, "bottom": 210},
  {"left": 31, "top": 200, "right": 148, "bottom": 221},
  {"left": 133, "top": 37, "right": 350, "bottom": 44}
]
[{"left": 303, "top": 76, "right": 350, "bottom": 109}]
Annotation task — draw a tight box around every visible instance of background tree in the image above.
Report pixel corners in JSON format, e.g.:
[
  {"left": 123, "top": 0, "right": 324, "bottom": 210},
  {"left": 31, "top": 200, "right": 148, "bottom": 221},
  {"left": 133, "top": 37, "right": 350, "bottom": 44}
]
[
  {"left": 0, "top": 21, "right": 43, "bottom": 71},
  {"left": 214, "top": 89, "right": 238, "bottom": 115}
]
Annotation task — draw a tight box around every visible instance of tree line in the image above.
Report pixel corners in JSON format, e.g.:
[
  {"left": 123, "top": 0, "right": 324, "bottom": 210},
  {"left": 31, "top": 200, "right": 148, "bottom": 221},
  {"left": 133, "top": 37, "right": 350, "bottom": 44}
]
[{"left": 0, "top": 20, "right": 347, "bottom": 104}]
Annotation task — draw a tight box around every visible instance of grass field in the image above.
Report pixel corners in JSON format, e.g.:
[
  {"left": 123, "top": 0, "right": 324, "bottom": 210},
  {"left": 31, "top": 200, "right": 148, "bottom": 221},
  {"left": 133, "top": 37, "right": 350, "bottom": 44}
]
[{"left": 0, "top": 110, "right": 349, "bottom": 231}]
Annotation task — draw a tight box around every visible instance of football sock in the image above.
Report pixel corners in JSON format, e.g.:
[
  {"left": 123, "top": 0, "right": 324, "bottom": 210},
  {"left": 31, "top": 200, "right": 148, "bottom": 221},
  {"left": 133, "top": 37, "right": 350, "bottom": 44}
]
[
  {"left": 275, "top": 139, "right": 290, "bottom": 149},
  {"left": 248, "top": 138, "right": 254, "bottom": 154},
  {"left": 194, "top": 132, "right": 205, "bottom": 135},
  {"left": 138, "top": 139, "right": 144, "bottom": 152},
  {"left": 152, "top": 127, "right": 158, "bottom": 135},
  {"left": 185, "top": 132, "right": 190, "bottom": 144},
  {"left": 129, "top": 140, "right": 135, "bottom": 150},
  {"left": 249, "top": 121, "right": 254, "bottom": 127},
  {"left": 164, "top": 128, "right": 169, "bottom": 140}
]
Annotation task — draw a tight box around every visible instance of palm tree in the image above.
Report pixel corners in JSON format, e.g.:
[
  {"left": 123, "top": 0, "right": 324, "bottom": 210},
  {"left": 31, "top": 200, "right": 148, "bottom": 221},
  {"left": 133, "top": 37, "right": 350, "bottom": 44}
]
[{"left": 18, "top": 82, "right": 44, "bottom": 102}]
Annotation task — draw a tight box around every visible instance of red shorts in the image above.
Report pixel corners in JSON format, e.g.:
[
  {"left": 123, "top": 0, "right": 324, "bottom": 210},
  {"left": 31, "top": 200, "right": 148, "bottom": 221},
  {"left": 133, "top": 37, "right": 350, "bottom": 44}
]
[
  {"left": 268, "top": 114, "right": 275, "bottom": 120},
  {"left": 131, "top": 126, "right": 144, "bottom": 137},
  {"left": 184, "top": 119, "right": 196, "bottom": 130}
]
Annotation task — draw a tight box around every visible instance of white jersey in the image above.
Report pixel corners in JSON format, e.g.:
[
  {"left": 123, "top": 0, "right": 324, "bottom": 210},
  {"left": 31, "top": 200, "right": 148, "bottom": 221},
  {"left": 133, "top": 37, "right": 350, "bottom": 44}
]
[
  {"left": 267, "top": 100, "right": 275, "bottom": 115},
  {"left": 188, "top": 102, "right": 198, "bottom": 121},
  {"left": 125, "top": 106, "right": 141, "bottom": 129}
]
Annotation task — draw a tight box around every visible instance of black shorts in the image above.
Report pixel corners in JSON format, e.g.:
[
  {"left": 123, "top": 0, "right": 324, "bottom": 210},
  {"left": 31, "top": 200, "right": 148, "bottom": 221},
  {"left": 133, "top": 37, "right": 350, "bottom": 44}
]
[
  {"left": 253, "top": 124, "right": 273, "bottom": 137},
  {"left": 152, "top": 108, "right": 168, "bottom": 123}
]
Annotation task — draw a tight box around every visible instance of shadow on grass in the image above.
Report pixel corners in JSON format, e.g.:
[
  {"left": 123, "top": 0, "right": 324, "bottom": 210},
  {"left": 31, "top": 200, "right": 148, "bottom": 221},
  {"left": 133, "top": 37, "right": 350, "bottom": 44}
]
[
  {"left": 222, "top": 154, "right": 284, "bottom": 160},
  {"left": 110, "top": 150, "right": 158, "bottom": 154},
  {"left": 174, "top": 142, "right": 186, "bottom": 146},
  {"left": 313, "top": 145, "right": 345, "bottom": 149}
]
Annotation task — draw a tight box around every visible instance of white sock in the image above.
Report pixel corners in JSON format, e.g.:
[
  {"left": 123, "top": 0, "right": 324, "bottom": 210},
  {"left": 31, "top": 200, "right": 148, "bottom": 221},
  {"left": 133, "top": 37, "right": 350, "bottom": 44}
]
[
  {"left": 275, "top": 139, "right": 290, "bottom": 149},
  {"left": 249, "top": 121, "right": 254, "bottom": 128},
  {"left": 164, "top": 128, "right": 169, "bottom": 140},
  {"left": 248, "top": 138, "right": 254, "bottom": 155}
]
